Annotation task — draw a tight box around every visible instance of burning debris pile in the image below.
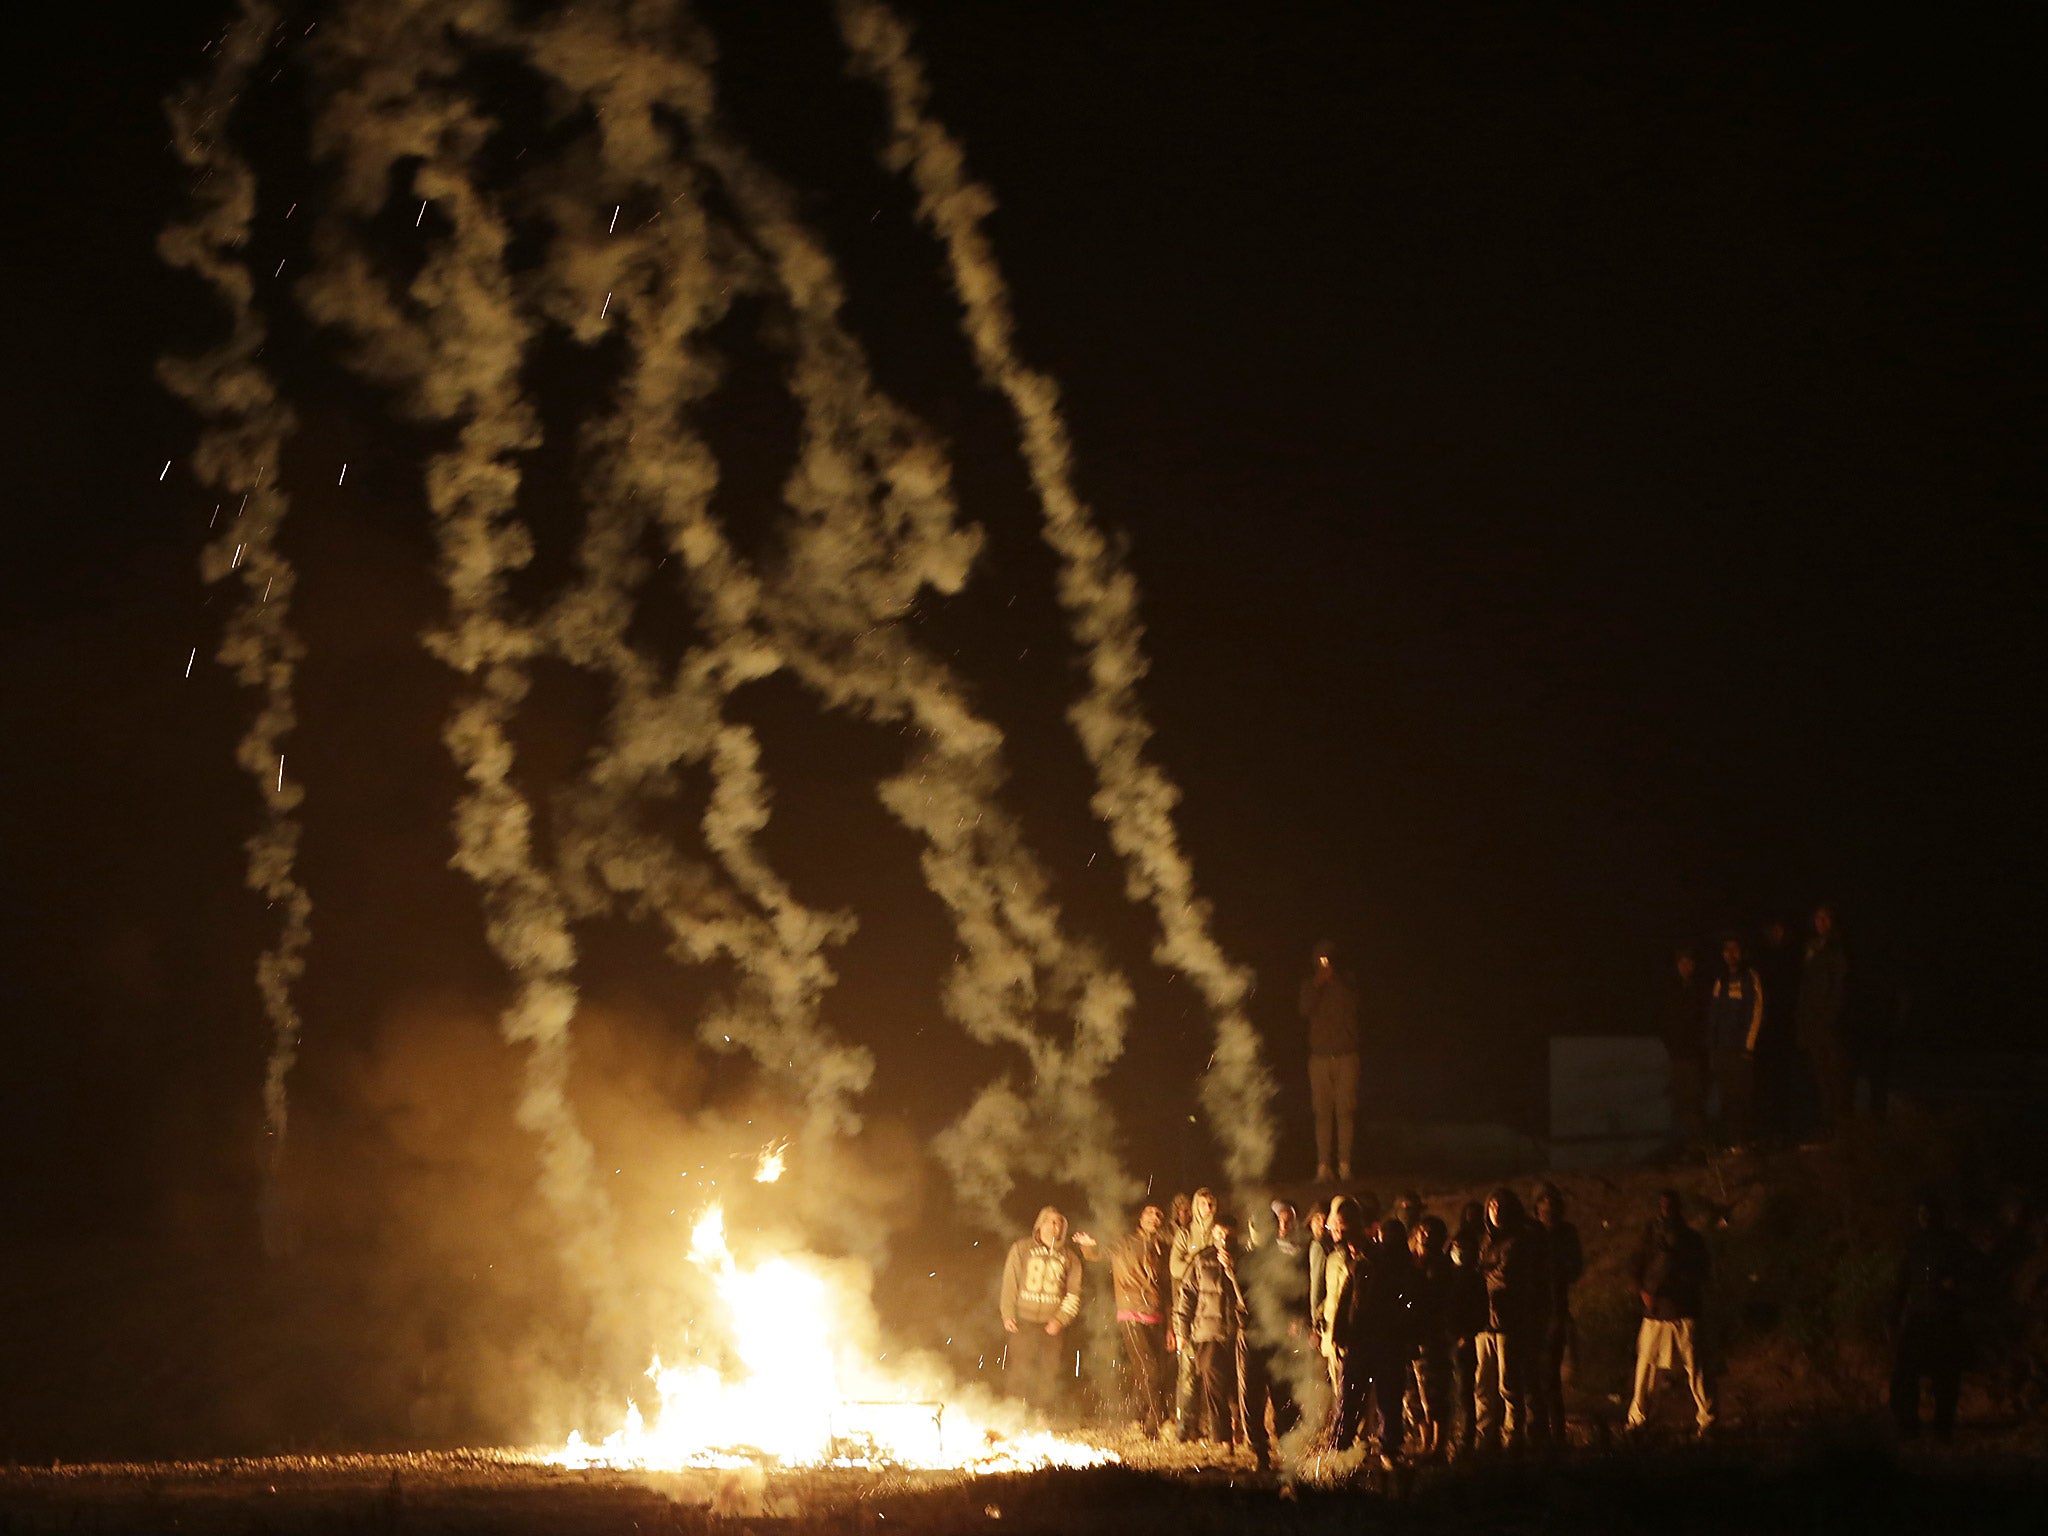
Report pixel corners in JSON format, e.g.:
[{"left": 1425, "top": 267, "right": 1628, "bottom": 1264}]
[{"left": 162, "top": 0, "right": 1265, "bottom": 1464}]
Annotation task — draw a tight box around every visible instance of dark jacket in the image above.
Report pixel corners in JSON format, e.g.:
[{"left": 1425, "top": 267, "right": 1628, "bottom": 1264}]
[
  {"left": 1795, "top": 934, "right": 1849, "bottom": 1050},
  {"left": 1408, "top": 1250, "right": 1456, "bottom": 1350},
  {"left": 1299, "top": 971, "right": 1360, "bottom": 1057},
  {"left": 1631, "top": 1214, "right": 1710, "bottom": 1322},
  {"left": 1103, "top": 1228, "right": 1171, "bottom": 1319},
  {"left": 1662, "top": 968, "right": 1709, "bottom": 1064},
  {"left": 1707, "top": 967, "right": 1765, "bottom": 1054},
  {"left": 1541, "top": 1218, "right": 1584, "bottom": 1328},
  {"left": 1893, "top": 1224, "right": 1975, "bottom": 1347},
  {"left": 1329, "top": 1235, "right": 1414, "bottom": 1360},
  {"left": 1479, "top": 1191, "right": 1550, "bottom": 1336},
  {"left": 1446, "top": 1251, "right": 1490, "bottom": 1343},
  {"left": 1307, "top": 1230, "right": 1332, "bottom": 1336},
  {"left": 1173, "top": 1245, "right": 1246, "bottom": 1346}
]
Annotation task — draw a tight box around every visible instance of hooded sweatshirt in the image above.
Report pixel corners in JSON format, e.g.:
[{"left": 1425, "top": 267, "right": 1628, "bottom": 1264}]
[
  {"left": 1479, "top": 1188, "right": 1550, "bottom": 1336},
  {"left": 1000, "top": 1207, "right": 1083, "bottom": 1328}
]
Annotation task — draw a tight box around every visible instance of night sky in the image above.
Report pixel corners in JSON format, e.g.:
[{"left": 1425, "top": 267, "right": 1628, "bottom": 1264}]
[{"left": 0, "top": 1, "right": 2041, "bottom": 1455}]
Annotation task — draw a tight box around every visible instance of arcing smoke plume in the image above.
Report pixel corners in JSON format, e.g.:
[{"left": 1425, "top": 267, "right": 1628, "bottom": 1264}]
[
  {"left": 158, "top": 0, "right": 312, "bottom": 1255},
  {"left": 294, "top": 0, "right": 617, "bottom": 1309},
  {"left": 836, "top": 0, "right": 1277, "bottom": 1185}
]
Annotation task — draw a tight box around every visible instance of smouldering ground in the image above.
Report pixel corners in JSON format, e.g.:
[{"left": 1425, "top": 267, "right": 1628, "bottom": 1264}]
[{"left": 4, "top": 1435, "right": 2047, "bottom": 1534}]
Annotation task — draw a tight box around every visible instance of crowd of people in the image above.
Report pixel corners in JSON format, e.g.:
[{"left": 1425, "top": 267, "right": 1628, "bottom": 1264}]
[{"left": 998, "top": 1180, "right": 1980, "bottom": 1468}]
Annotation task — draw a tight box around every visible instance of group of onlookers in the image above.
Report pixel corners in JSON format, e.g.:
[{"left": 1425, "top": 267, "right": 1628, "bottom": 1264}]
[
  {"left": 999, "top": 1178, "right": 1983, "bottom": 1465},
  {"left": 1662, "top": 902, "right": 1896, "bottom": 1149}
]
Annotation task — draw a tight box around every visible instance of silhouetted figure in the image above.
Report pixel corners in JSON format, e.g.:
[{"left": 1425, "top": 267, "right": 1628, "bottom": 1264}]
[
  {"left": 1662, "top": 944, "right": 1709, "bottom": 1149},
  {"left": 1891, "top": 1192, "right": 1976, "bottom": 1443},
  {"left": 1474, "top": 1187, "right": 1549, "bottom": 1451},
  {"left": 1531, "top": 1183, "right": 1583, "bottom": 1445},
  {"left": 1407, "top": 1215, "right": 1456, "bottom": 1458},
  {"left": 999, "top": 1206, "right": 1083, "bottom": 1417},
  {"left": 1328, "top": 1215, "right": 1414, "bottom": 1462},
  {"left": 1242, "top": 1201, "right": 1308, "bottom": 1450},
  {"left": 1626, "top": 1190, "right": 1714, "bottom": 1436},
  {"left": 1073, "top": 1204, "right": 1172, "bottom": 1435},
  {"left": 1796, "top": 902, "right": 1853, "bottom": 1133},
  {"left": 1753, "top": 917, "right": 1803, "bottom": 1137},
  {"left": 1300, "top": 941, "right": 1361, "bottom": 1180},
  {"left": 1446, "top": 1221, "right": 1489, "bottom": 1458},
  {"left": 1707, "top": 935, "right": 1764, "bottom": 1146}
]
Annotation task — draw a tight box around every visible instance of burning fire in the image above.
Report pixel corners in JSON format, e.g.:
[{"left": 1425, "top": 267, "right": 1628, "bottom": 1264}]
[
  {"left": 753, "top": 1140, "right": 788, "bottom": 1184},
  {"left": 554, "top": 1200, "right": 1115, "bottom": 1473}
]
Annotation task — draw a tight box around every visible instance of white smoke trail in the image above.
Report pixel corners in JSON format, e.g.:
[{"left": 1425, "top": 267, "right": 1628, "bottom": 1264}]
[
  {"left": 296, "top": 0, "right": 616, "bottom": 1303},
  {"left": 659, "top": 7, "right": 1142, "bottom": 1231},
  {"left": 517, "top": 3, "right": 873, "bottom": 1145},
  {"left": 836, "top": 0, "right": 1277, "bottom": 1185},
  {"left": 157, "top": 0, "right": 312, "bottom": 1254}
]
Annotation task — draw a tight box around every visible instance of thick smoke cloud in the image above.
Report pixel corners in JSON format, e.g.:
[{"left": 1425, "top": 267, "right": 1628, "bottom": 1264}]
[
  {"left": 169, "top": 0, "right": 1257, "bottom": 1368},
  {"left": 157, "top": 0, "right": 312, "bottom": 1255}
]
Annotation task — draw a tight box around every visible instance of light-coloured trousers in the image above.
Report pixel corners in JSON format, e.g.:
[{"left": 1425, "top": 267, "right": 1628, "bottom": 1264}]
[
  {"left": 1472, "top": 1329, "right": 1526, "bottom": 1447},
  {"left": 1309, "top": 1052, "right": 1359, "bottom": 1170},
  {"left": 1627, "top": 1317, "right": 1714, "bottom": 1430}
]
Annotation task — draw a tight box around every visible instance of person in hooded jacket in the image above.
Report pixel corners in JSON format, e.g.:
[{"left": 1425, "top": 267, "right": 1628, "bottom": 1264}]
[
  {"left": 1074, "top": 1203, "right": 1172, "bottom": 1435},
  {"left": 1000, "top": 1205, "right": 1083, "bottom": 1416},
  {"left": 1530, "top": 1183, "right": 1584, "bottom": 1445},
  {"left": 1626, "top": 1190, "right": 1714, "bottom": 1435},
  {"left": 1663, "top": 943, "right": 1710, "bottom": 1149},
  {"left": 1891, "top": 1191, "right": 1978, "bottom": 1442},
  {"left": 1166, "top": 1186, "right": 1218, "bottom": 1440},
  {"left": 1473, "top": 1187, "right": 1549, "bottom": 1451}
]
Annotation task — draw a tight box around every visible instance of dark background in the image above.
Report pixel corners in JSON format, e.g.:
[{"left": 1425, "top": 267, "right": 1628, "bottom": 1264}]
[{"left": 0, "top": 1, "right": 2040, "bottom": 1456}]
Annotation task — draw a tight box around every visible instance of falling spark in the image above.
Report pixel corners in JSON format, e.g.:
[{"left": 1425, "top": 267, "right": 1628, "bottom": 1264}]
[
  {"left": 285, "top": 201, "right": 296, "bottom": 218},
  {"left": 231, "top": 542, "right": 244, "bottom": 568},
  {"left": 277, "top": 756, "right": 285, "bottom": 793},
  {"left": 337, "top": 462, "right": 347, "bottom": 485},
  {"left": 208, "top": 504, "right": 220, "bottom": 527},
  {"left": 159, "top": 460, "right": 172, "bottom": 481},
  {"left": 185, "top": 647, "right": 197, "bottom": 678},
  {"left": 599, "top": 290, "right": 612, "bottom": 319},
  {"left": 263, "top": 577, "right": 273, "bottom": 602},
  {"left": 273, "top": 258, "right": 286, "bottom": 277},
  {"left": 416, "top": 199, "right": 428, "bottom": 227},
  {"left": 608, "top": 204, "right": 620, "bottom": 233}
]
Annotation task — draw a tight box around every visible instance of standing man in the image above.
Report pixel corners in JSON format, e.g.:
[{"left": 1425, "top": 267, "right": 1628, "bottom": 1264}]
[
  {"left": 1753, "top": 916, "right": 1803, "bottom": 1138},
  {"left": 1167, "top": 1187, "right": 1218, "bottom": 1439},
  {"left": 1300, "top": 941, "right": 1361, "bottom": 1182},
  {"left": 1662, "top": 944, "right": 1709, "bottom": 1150},
  {"left": 1530, "top": 1183, "right": 1584, "bottom": 1446},
  {"left": 1891, "top": 1191, "right": 1976, "bottom": 1443},
  {"left": 1327, "top": 1215, "right": 1414, "bottom": 1464},
  {"left": 1473, "top": 1187, "right": 1548, "bottom": 1452},
  {"left": 1707, "top": 935, "right": 1765, "bottom": 1148},
  {"left": 1626, "top": 1190, "right": 1714, "bottom": 1437},
  {"left": 999, "top": 1206, "right": 1083, "bottom": 1418},
  {"left": 1796, "top": 903, "right": 1853, "bottom": 1134},
  {"left": 1173, "top": 1212, "right": 1268, "bottom": 1466},
  {"left": 1074, "top": 1204, "right": 1173, "bottom": 1436}
]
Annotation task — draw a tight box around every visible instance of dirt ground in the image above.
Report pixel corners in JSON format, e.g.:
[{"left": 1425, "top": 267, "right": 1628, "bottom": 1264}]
[{"left": 3, "top": 1436, "right": 2046, "bottom": 1535}]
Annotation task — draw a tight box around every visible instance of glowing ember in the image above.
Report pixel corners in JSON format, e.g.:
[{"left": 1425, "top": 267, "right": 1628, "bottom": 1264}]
[
  {"left": 753, "top": 1141, "right": 788, "bottom": 1184},
  {"left": 553, "top": 1201, "right": 1115, "bottom": 1473}
]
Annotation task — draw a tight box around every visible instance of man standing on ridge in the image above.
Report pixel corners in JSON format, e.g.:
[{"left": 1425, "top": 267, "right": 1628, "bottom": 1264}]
[
  {"left": 1707, "top": 934, "right": 1765, "bottom": 1148},
  {"left": 1797, "top": 902, "right": 1853, "bottom": 1133},
  {"left": 999, "top": 1205, "right": 1083, "bottom": 1419},
  {"left": 1300, "top": 940, "right": 1361, "bottom": 1181}
]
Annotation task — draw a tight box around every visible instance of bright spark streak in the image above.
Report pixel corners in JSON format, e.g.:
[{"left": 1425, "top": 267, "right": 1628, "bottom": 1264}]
[
  {"left": 185, "top": 647, "right": 197, "bottom": 679},
  {"left": 158, "top": 460, "right": 171, "bottom": 481},
  {"left": 338, "top": 463, "right": 347, "bottom": 486},
  {"left": 231, "top": 543, "right": 244, "bottom": 569},
  {"left": 416, "top": 200, "right": 428, "bottom": 227},
  {"left": 273, "top": 258, "right": 286, "bottom": 278},
  {"left": 277, "top": 756, "right": 285, "bottom": 793},
  {"left": 600, "top": 291, "right": 612, "bottom": 319},
  {"left": 609, "top": 204, "right": 621, "bottom": 234}
]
